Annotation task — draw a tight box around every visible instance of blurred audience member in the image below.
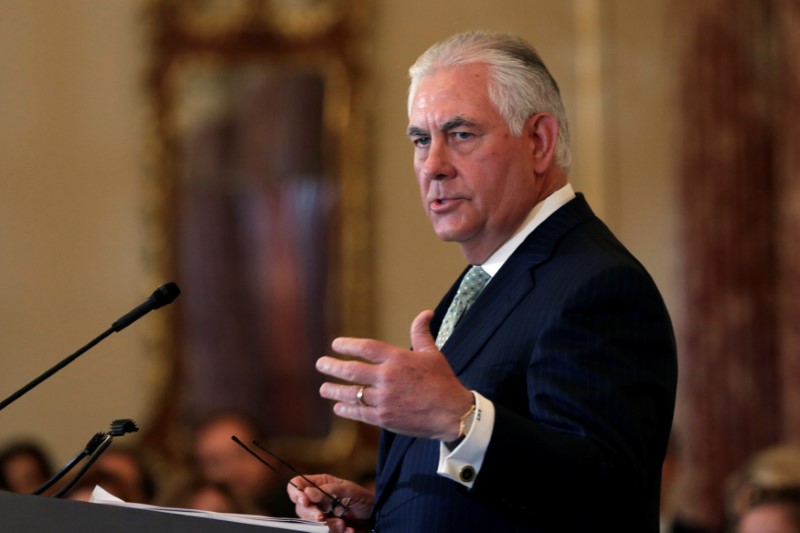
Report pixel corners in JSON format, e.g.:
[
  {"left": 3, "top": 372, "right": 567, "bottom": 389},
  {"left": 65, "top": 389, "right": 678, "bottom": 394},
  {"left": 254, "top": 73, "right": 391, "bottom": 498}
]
[
  {"left": 193, "top": 411, "right": 293, "bottom": 517},
  {"left": 0, "top": 440, "right": 54, "bottom": 494},
  {"left": 66, "top": 447, "right": 156, "bottom": 504},
  {"left": 726, "top": 444, "right": 800, "bottom": 529},
  {"left": 164, "top": 476, "right": 257, "bottom": 514},
  {"left": 736, "top": 486, "right": 800, "bottom": 533}
]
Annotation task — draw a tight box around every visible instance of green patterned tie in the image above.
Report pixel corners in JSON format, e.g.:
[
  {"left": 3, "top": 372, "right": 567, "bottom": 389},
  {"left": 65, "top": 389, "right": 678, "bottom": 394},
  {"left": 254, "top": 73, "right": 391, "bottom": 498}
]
[{"left": 435, "top": 266, "right": 491, "bottom": 349}]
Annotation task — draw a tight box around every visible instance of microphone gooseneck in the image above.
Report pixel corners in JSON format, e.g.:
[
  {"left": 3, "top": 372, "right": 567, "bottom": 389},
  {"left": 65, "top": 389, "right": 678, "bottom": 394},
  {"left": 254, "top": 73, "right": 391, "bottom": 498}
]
[
  {"left": 33, "top": 419, "right": 139, "bottom": 497},
  {"left": 32, "top": 433, "right": 106, "bottom": 495},
  {"left": 0, "top": 283, "right": 180, "bottom": 413}
]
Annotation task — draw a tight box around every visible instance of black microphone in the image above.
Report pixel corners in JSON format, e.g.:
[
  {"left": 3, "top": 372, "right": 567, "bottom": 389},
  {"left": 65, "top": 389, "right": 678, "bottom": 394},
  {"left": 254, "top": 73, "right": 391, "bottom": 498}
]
[
  {"left": 0, "top": 283, "right": 181, "bottom": 412},
  {"left": 38, "top": 418, "right": 140, "bottom": 499},
  {"left": 112, "top": 282, "right": 180, "bottom": 333}
]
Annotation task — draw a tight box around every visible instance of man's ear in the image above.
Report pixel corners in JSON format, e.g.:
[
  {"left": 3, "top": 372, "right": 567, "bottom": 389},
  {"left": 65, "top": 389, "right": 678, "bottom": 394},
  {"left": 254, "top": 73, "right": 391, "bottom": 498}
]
[{"left": 524, "top": 113, "right": 559, "bottom": 174}]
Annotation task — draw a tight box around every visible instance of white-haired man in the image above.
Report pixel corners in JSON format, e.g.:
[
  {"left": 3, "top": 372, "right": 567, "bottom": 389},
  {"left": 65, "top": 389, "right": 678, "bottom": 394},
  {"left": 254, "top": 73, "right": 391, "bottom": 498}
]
[{"left": 289, "top": 30, "right": 677, "bottom": 532}]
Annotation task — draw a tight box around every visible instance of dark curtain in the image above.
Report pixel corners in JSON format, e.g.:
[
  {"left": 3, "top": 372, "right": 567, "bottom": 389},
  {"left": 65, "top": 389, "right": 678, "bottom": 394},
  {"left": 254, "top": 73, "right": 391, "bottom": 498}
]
[{"left": 677, "top": 0, "right": 800, "bottom": 527}]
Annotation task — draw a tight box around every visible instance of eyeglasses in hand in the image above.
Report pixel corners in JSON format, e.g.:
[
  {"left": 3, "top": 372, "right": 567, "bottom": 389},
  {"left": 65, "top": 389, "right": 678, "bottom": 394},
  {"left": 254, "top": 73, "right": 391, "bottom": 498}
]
[{"left": 230, "top": 435, "right": 351, "bottom": 518}]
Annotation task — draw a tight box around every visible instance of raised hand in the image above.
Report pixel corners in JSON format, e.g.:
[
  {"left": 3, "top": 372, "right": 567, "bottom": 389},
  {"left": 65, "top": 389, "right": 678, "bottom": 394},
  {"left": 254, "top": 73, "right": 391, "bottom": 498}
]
[{"left": 316, "top": 310, "right": 473, "bottom": 441}]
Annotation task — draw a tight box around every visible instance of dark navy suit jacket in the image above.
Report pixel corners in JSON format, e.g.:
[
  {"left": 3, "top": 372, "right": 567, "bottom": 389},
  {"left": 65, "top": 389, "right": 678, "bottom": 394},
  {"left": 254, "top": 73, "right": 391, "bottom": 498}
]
[{"left": 369, "top": 195, "right": 678, "bottom": 532}]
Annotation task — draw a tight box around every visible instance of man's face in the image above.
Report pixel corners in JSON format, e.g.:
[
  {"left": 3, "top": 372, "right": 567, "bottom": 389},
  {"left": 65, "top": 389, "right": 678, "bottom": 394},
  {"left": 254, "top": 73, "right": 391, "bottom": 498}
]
[
  {"left": 194, "top": 418, "right": 272, "bottom": 499},
  {"left": 408, "top": 63, "right": 539, "bottom": 263},
  {"left": 2, "top": 452, "right": 48, "bottom": 493},
  {"left": 737, "top": 503, "right": 800, "bottom": 533}
]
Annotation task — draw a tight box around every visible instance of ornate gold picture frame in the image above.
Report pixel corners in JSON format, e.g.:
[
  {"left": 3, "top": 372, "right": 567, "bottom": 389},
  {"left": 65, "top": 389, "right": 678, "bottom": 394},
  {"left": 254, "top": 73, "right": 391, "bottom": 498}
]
[{"left": 142, "top": 0, "right": 373, "bottom": 469}]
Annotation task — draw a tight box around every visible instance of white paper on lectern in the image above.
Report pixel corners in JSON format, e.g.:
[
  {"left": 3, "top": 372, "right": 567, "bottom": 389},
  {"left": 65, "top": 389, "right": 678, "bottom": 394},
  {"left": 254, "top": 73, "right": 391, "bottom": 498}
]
[{"left": 89, "top": 485, "right": 329, "bottom": 532}]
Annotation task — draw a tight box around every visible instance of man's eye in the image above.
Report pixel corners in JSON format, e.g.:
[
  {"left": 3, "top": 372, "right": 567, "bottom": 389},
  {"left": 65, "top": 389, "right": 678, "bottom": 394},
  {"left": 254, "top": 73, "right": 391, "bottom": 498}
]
[
  {"left": 453, "top": 131, "right": 473, "bottom": 140},
  {"left": 413, "top": 136, "right": 430, "bottom": 147}
]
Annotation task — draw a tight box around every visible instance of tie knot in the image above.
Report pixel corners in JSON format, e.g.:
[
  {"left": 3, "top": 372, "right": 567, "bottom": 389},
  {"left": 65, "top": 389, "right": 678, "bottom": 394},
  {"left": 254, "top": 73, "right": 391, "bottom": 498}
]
[
  {"left": 435, "top": 265, "right": 491, "bottom": 349},
  {"left": 456, "top": 266, "right": 490, "bottom": 302},
  {"left": 461, "top": 265, "right": 490, "bottom": 291}
]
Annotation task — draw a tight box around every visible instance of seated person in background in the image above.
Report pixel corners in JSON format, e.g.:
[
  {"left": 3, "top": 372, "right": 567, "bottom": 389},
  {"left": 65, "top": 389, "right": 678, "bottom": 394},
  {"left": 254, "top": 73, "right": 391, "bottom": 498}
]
[
  {"left": 726, "top": 444, "right": 800, "bottom": 529},
  {"left": 193, "top": 411, "right": 295, "bottom": 517},
  {"left": 66, "top": 447, "right": 157, "bottom": 504},
  {"left": 162, "top": 476, "right": 258, "bottom": 514},
  {"left": 736, "top": 486, "right": 800, "bottom": 533},
  {"left": 0, "top": 440, "right": 54, "bottom": 494}
]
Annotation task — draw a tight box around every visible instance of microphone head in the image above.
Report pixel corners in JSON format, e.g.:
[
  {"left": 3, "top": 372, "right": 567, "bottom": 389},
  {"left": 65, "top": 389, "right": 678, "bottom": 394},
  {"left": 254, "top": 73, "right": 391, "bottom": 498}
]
[
  {"left": 149, "top": 282, "right": 181, "bottom": 310},
  {"left": 109, "top": 419, "right": 139, "bottom": 437},
  {"left": 85, "top": 433, "right": 108, "bottom": 454}
]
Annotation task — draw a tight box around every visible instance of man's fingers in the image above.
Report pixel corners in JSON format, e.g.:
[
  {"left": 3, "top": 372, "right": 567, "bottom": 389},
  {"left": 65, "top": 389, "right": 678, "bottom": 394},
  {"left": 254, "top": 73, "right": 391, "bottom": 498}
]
[
  {"left": 320, "top": 382, "right": 370, "bottom": 405},
  {"left": 331, "top": 337, "right": 393, "bottom": 363},
  {"left": 316, "top": 356, "right": 375, "bottom": 384}
]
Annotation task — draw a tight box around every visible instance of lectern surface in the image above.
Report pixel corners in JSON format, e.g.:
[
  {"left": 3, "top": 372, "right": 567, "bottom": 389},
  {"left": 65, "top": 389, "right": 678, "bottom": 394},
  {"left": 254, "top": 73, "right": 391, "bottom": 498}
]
[{"left": 0, "top": 491, "right": 324, "bottom": 532}]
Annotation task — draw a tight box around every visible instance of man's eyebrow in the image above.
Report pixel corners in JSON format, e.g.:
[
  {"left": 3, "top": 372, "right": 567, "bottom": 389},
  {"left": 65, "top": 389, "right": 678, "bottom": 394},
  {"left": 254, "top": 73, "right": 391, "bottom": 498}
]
[
  {"left": 439, "top": 116, "right": 476, "bottom": 131},
  {"left": 407, "top": 116, "right": 477, "bottom": 138},
  {"left": 407, "top": 125, "right": 428, "bottom": 138}
]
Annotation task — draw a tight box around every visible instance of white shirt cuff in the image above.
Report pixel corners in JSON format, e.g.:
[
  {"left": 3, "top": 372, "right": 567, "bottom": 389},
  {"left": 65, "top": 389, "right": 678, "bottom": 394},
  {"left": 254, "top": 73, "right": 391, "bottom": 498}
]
[{"left": 436, "top": 391, "right": 495, "bottom": 488}]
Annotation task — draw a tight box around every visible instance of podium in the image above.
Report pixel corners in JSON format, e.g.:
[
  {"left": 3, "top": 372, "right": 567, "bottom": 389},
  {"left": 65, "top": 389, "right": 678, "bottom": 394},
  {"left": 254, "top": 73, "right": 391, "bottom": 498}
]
[{"left": 0, "top": 491, "right": 323, "bottom": 532}]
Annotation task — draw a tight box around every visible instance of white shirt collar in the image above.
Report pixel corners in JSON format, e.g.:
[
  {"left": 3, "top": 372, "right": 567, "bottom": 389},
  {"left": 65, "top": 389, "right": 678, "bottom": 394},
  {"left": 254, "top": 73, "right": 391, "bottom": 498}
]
[{"left": 480, "top": 183, "right": 576, "bottom": 277}]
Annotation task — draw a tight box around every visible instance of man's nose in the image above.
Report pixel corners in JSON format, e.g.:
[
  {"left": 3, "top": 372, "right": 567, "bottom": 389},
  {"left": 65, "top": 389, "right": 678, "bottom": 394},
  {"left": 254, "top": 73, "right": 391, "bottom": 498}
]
[{"left": 422, "top": 141, "right": 455, "bottom": 181}]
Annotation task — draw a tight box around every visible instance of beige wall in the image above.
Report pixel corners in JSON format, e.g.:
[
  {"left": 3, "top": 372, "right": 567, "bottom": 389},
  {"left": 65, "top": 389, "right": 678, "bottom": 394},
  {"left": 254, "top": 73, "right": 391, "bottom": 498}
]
[
  {"left": 0, "top": 0, "right": 679, "bottom": 466},
  {"left": 0, "top": 2, "right": 153, "bottom": 465}
]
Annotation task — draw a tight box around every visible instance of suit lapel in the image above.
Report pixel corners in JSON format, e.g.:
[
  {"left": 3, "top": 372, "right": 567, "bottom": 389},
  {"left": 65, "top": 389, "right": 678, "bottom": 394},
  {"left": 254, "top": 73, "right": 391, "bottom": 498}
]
[
  {"left": 371, "top": 195, "right": 595, "bottom": 512},
  {"left": 443, "top": 194, "right": 595, "bottom": 374}
]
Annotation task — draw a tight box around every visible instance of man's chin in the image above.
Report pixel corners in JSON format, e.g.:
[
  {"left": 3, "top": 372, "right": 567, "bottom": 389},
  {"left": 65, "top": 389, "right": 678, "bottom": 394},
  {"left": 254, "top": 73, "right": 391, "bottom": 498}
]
[
  {"left": 430, "top": 220, "right": 475, "bottom": 243},
  {"left": 432, "top": 230, "right": 466, "bottom": 243}
]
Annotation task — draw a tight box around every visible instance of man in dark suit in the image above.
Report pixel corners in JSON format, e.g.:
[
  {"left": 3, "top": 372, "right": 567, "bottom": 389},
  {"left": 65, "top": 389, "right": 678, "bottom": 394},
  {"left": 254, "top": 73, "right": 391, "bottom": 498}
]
[{"left": 288, "top": 30, "right": 677, "bottom": 532}]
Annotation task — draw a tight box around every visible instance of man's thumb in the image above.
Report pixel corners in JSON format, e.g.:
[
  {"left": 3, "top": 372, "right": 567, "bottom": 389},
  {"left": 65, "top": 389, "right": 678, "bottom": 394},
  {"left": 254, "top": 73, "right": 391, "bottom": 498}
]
[{"left": 410, "top": 310, "right": 437, "bottom": 352}]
